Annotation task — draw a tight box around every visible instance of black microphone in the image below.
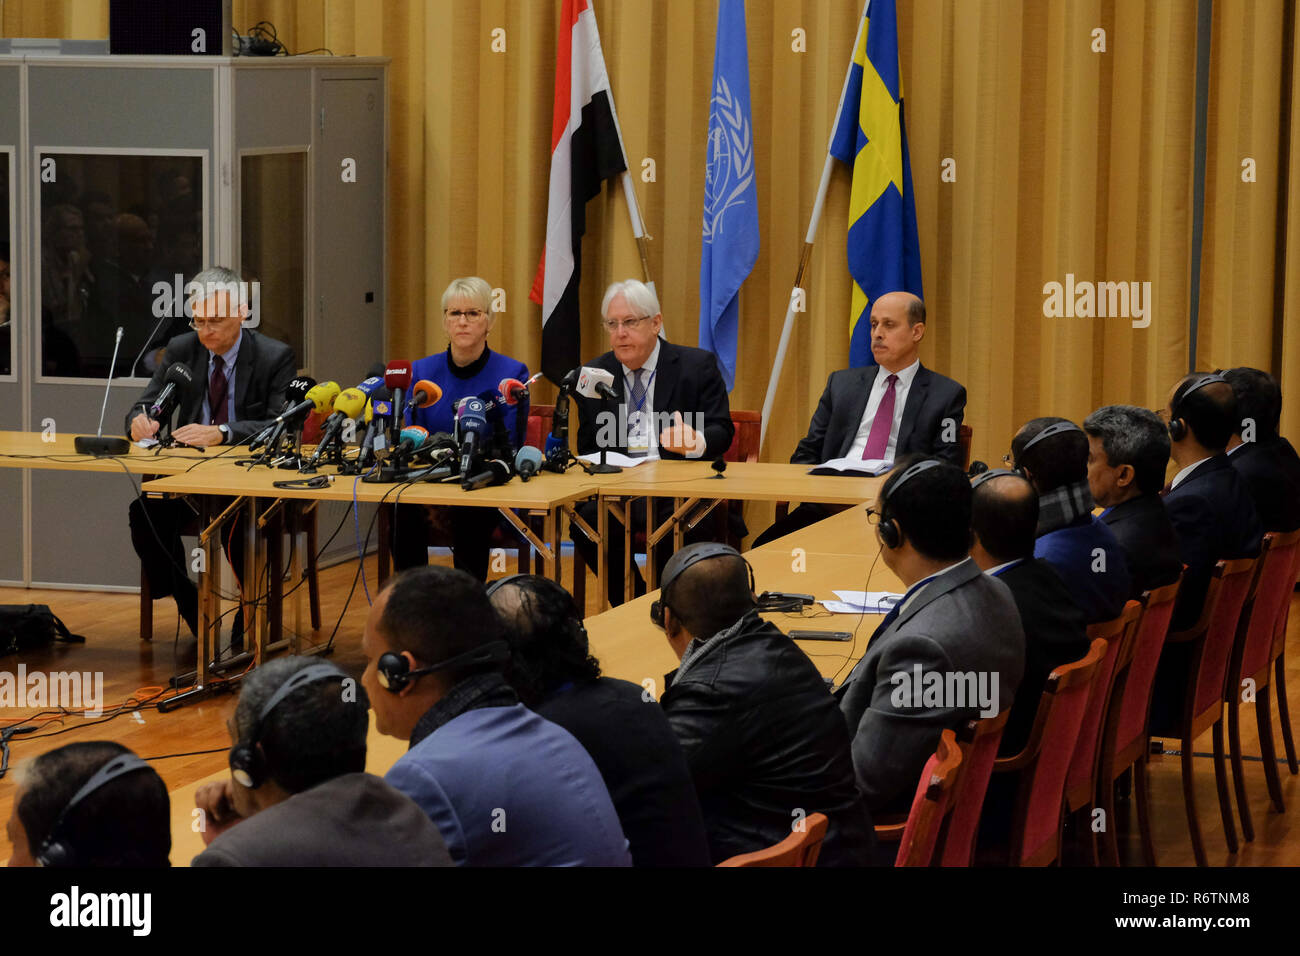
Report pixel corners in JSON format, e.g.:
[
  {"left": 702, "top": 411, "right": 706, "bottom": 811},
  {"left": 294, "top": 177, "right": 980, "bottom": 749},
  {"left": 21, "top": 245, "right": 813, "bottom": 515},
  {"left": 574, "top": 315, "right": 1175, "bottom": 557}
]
[
  {"left": 967, "top": 460, "right": 990, "bottom": 477},
  {"left": 463, "top": 457, "right": 512, "bottom": 491},
  {"left": 149, "top": 362, "right": 198, "bottom": 421}
]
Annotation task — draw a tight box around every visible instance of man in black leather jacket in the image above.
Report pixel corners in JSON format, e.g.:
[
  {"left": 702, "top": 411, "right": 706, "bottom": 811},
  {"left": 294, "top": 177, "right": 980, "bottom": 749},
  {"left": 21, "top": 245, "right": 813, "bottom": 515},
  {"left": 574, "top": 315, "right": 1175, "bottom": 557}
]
[{"left": 654, "top": 543, "right": 875, "bottom": 866}]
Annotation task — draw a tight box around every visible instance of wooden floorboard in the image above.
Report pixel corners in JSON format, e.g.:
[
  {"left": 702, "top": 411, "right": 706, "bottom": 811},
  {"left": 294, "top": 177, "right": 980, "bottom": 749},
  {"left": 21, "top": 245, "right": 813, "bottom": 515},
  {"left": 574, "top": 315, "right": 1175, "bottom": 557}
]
[{"left": 2, "top": 554, "right": 1298, "bottom": 866}]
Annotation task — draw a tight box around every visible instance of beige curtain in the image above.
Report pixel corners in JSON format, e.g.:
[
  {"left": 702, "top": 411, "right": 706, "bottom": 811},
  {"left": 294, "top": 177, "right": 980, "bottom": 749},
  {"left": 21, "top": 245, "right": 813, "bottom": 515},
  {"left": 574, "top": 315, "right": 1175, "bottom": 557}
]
[{"left": 4, "top": 0, "right": 1296, "bottom": 463}]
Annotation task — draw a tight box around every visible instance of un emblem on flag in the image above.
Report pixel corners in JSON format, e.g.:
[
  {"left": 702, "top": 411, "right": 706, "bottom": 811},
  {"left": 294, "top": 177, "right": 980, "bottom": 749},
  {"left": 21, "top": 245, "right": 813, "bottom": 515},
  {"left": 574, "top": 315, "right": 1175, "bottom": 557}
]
[{"left": 703, "top": 77, "right": 754, "bottom": 246}]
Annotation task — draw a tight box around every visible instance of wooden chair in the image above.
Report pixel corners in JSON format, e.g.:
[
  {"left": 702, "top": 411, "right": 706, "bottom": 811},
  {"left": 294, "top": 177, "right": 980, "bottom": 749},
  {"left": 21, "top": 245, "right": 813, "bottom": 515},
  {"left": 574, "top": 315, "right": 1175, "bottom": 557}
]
[
  {"left": 875, "top": 729, "right": 964, "bottom": 866},
  {"left": 1225, "top": 529, "right": 1300, "bottom": 841},
  {"left": 1063, "top": 601, "right": 1142, "bottom": 864},
  {"left": 716, "top": 812, "right": 829, "bottom": 867},
  {"left": 990, "top": 638, "right": 1108, "bottom": 866},
  {"left": 936, "top": 709, "right": 1010, "bottom": 866},
  {"left": 1269, "top": 538, "right": 1300, "bottom": 776},
  {"left": 1148, "top": 557, "right": 1259, "bottom": 866},
  {"left": 1096, "top": 576, "right": 1182, "bottom": 866}
]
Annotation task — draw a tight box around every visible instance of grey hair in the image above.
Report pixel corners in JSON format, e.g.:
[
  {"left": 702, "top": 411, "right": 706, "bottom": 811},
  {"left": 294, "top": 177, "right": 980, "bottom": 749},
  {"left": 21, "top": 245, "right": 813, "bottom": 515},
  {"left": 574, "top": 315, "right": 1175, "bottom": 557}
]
[
  {"left": 1081, "top": 404, "right": 1171, "bottom": 496},
  {"left": 187, "top": 265, "right": 247, "bottom": 314},
  {"left": 601, "top": 279, "right": 661, "bottom": 323},
  {"left": 440, "top": 276, "right": 494, "bottom": 315}
]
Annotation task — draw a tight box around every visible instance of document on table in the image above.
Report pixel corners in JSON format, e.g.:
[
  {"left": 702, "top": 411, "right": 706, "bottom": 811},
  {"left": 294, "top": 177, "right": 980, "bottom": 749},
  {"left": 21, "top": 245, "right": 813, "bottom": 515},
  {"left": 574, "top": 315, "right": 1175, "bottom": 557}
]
[
  {"left": 819, "top": 590, "right": 904, "bottom": 614},
  {"left": 577, "top": 452, "right": 653, "bottom": 468},
  {"left": 808, "top": 456, "right": 891, "bottom": 477}
]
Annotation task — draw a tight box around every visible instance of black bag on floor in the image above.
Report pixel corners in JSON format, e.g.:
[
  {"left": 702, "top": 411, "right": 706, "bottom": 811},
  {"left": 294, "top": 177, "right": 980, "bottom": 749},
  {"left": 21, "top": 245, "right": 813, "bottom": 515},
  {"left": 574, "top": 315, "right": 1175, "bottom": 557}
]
[{"left": 0, "top": 605, "right": 86, "bottom": 657}]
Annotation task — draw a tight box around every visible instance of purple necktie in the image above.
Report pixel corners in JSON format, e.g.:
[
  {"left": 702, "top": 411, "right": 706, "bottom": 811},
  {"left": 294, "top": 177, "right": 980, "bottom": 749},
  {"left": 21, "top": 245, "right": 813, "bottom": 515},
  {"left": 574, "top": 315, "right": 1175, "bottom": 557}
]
[
  {"left": 208, "top": 356, "right": 229, "bottom": 426},
  {"left": 862, "top": 374, "right": 898, "bottom": 460}
]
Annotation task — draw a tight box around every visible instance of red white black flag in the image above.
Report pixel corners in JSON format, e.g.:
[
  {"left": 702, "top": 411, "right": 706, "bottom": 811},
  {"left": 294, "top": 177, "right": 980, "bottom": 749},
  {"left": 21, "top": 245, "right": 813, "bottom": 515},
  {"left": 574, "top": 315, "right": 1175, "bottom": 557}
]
[{"left": 529, "top": 0, "right": 628, "bottom": 385}]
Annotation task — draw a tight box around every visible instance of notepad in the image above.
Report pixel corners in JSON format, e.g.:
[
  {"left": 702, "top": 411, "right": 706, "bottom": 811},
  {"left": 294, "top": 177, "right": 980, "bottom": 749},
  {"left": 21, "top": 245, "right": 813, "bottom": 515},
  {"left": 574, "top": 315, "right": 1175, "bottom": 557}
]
[{"left": 807, "top": 456, "right": 891, "bottom": 477}]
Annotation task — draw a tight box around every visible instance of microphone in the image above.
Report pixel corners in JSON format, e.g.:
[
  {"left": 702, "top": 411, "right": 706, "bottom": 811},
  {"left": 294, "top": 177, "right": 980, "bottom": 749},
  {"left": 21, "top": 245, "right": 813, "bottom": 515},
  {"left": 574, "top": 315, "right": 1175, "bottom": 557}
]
[
  {"left": 514, "top": 445, "right": 543, "bottom": 481},
  {"left": 394, "top": 425, "right": 428, "bottom": 459},
  {"left": 557, "top": 367, "right": 580, "bottom": 393},
  {"left": 406, "top": 380, "right": 443, "bottom": 411},
  {"left": 455, "top": 396, "right": 492, "bottom": 478},
  {"left": 305, "top": 388, "right": 368, "bottom": 468},
  {"left": 77, "top": 326, "right": 131, "bottom": 456},
  {"left": 305, "top": 380, "right": 341, "bottom": 416},
  {"left": 967, "top": 460, "right": 990, "bottom": 478},
  {"left": 575, "top": 366, "right": 618, "bottom": 402},
  {"left": 463, "top": 457, "right": 512, "bottom": 491},
  {"left": 149, "top": 362, "right": 199, "bottom": 421},
  {"left": 497, "top": 372, "right": 541, "bottom": 406}
]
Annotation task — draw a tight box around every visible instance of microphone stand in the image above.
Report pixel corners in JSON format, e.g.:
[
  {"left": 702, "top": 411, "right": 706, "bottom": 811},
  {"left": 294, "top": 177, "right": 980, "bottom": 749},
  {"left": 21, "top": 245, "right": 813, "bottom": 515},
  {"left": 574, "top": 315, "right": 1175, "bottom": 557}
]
[
  {"left": 584, "top": 390, "right": 623, "bottom": 475},
  {"left": 75, "top": 326, "right": 132, "bottom": 456}
]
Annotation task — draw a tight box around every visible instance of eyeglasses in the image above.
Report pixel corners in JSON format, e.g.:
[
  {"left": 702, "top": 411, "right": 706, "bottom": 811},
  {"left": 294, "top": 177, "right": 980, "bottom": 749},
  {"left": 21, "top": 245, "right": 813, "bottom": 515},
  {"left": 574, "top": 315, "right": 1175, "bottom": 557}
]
[
  {"left": 865, "top": 507, "right": 883, "bottom": 525},
  {"left": 603, "top": 315, "right": 651, "bottom": 333},
  {"left": 188, "top": 317, "right": 233, "bottom": 331},
  {"left": 445, "top": 309, "right": 486, "bottom": 321}
]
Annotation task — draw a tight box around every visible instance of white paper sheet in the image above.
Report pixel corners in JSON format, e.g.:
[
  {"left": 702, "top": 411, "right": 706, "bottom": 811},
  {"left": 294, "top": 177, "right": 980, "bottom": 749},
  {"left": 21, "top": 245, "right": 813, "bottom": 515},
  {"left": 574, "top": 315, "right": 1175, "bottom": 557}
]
[
  {"left": 807, "top": 456, "right": 892, "bottom": 476},
  {"left": 577, "top": 451, "right": 653, "bottom": 468}
]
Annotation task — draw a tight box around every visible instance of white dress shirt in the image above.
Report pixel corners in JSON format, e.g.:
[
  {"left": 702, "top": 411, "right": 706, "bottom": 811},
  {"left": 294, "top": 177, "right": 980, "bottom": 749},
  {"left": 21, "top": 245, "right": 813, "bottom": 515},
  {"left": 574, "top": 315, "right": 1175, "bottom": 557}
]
[
  {"left": 846, "top": 358, "right": 921, "bottom": 462},
  {"left": 1169, "top": 455, "right": 1212, "bottom": 491}
]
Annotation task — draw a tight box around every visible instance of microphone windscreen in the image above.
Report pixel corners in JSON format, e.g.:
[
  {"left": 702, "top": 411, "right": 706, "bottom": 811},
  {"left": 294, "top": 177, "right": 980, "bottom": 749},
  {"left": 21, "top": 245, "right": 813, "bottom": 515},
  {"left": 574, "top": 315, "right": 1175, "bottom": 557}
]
[
  {"left": 410, "top": 380, "right": 442, "bottom": 409},
  {"left": 165, "top": 362, "right": 197, "bottom": 394},
  {"left": 515, "top": 445, "right": 543, "bottom": 477},
  {"left": 307, "top": 381, "right": 341, "bottom": 415},
  {"left": 355, "top": 376, "right": 386, "bottom": 398},
  {"left": 385, "top": 360, "right": 413, "bottom": 391},
  {"left": 498, "top": 378, "right": 525, "bottom": 405},
  {"left": 333, "top": 388, "right": 368, "bottom": 420},
  {"left": 286, "top": 376, "right": 316, "bottom": 403},
  {"left": 367, "top": 399, "right": 393, "bottom": 423},
  {"left": 400, "top": 425, "right": 429, "bottom": 449}
]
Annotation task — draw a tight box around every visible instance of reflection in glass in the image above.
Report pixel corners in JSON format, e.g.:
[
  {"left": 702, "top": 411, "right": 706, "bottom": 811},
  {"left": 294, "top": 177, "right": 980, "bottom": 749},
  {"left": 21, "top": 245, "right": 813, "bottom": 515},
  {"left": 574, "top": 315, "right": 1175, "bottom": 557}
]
[
  {"left": 39, "top": 153, "right": 203, "bottom": 378},
  {"left": 1, "top": 152, "right": 10, "bottom": 376},
  {"left": 241, "top": 152, "right": 306, "bottom": 366}
]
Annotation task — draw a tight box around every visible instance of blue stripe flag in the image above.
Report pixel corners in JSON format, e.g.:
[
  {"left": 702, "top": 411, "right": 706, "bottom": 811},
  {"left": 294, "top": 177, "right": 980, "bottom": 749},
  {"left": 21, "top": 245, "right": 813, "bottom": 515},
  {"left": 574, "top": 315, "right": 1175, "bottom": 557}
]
[
  {"left": 700, "top": 0, "right": 759, "bottom": 392},
  {"left": 829, "top": 0, "right": 922, "bottom": 367}
]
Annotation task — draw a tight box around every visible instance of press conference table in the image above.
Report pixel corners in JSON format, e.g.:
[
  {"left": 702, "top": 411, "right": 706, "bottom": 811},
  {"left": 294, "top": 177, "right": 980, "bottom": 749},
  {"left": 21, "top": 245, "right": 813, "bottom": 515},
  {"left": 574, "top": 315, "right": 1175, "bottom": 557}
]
[{"left": 0, "top": 429, "right": 226, "bottom": 473}]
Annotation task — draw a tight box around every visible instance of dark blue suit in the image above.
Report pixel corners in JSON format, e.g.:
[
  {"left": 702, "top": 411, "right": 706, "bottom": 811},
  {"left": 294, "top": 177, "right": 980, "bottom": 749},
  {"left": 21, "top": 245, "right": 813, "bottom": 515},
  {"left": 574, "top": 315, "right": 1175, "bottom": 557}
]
[
  {"left": 1034, "top": 515, "right": 1132, "bottom": 624},
  {"left": 1228, "top": 440, "right": 1300, "bottom": 533}
]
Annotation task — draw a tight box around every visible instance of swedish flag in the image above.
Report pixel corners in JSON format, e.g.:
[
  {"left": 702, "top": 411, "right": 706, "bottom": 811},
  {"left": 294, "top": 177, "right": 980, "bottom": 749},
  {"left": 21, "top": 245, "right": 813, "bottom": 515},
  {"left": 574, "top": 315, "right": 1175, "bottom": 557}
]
[{"left": 829, "top": 0, "right": 923, "bottom": 367}]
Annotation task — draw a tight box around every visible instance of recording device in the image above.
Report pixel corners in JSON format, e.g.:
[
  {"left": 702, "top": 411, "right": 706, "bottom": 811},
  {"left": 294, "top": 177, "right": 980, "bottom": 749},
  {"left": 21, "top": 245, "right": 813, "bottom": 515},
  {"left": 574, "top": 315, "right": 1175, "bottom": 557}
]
[
  {"left": 514, "top": 445, "right": 543, "bottom": 481},
  {"left": 787, "top": 630, "right": 854, "bottom": 642},
  {"left": 77, "top": 326, "right": 132, "bottom": 456}
]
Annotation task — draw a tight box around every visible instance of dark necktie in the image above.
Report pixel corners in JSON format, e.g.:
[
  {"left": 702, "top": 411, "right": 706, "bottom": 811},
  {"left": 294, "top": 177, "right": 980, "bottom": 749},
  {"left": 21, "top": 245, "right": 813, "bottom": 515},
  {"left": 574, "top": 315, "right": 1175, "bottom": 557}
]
[
  {"left": 630, "top": 368, "right": 647, "bottom": 409},
  {"left": 862, "top": 373, "right": 899, "bottom": 460},
  {"left": 208, "top": 356, "right": 229, "bottom": 426}
]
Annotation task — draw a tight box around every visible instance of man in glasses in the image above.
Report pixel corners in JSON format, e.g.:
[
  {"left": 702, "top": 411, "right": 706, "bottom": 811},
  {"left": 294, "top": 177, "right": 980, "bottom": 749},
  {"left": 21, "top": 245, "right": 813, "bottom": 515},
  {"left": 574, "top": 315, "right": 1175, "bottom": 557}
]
[
  {"left": 569, "top": 278, "right": 735, "bottom": 606},
  {"left": 123, "top": 265, "right": 296, "bottom": 641}
]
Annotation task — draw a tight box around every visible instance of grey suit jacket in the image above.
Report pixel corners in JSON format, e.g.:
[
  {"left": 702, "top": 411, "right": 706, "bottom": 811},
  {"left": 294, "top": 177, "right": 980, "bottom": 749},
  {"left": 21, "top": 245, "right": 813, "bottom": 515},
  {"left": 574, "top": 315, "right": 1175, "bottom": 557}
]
[{"left": 837, "top": 559, "right": 1025, "bottom": 813}]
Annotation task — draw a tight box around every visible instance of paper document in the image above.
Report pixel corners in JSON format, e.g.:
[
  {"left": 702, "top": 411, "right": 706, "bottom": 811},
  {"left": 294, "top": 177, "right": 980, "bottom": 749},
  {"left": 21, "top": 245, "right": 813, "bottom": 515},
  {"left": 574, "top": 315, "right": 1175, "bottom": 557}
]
[
  {"left": 577, "top": 452, "right": 653, "bottom": 468},
  {"left": 135, "top": 438, "right": 159, "bottom": 449},
  {"left": 818, "top": 590, "right": 903, "bottom": 614},
  {"left": 808, "top": 456, "right": 891, "bottom": 476}
]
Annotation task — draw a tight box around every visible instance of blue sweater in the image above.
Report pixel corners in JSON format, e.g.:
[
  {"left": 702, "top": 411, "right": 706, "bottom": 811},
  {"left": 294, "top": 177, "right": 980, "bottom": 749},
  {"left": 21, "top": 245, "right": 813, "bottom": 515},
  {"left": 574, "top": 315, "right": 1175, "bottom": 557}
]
[
  {"left": 406, "top": 347, "right": 529, "bottom": 444},
  {"left": 385, "top": 703, "right": 632, "bottom": 867},
  {"left": 1034, "top": 514, "right": 1131, "bottom": 624}
]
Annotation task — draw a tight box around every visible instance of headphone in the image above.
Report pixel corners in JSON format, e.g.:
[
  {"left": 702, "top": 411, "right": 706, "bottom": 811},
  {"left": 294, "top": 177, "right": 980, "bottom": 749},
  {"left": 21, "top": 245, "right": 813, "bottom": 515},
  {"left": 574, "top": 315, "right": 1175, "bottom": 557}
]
[
  {"left": 36, "top": 753, "right": 152, "bottom": 867},
  {"left": 650, "top": 542, "right": 755, "bottom": 629},
  {"left": 1167, "top": 373, "right": 1228, "bottom": 442},
  {"left": 970, "top": 467, "right": 1024, "bottom": 490},
  {"left": 375, "top": 641, "right": 512, "bottom": 694},
  {"left": 229, "top": 663, "right": 348, "bottom": 790},
  {"left": 1011, "top": 420, "right": 1084, "bottom": 474},
  {"left": 873, "top": 458, "right": 945, "bottom": 550}
]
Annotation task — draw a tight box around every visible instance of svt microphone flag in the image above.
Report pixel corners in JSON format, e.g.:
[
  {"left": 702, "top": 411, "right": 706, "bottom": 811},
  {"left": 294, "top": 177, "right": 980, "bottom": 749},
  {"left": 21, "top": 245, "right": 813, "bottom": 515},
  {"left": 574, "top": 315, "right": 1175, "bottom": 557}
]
[{"left": 529, "top": 0, "right": 629, "bottom": 385}]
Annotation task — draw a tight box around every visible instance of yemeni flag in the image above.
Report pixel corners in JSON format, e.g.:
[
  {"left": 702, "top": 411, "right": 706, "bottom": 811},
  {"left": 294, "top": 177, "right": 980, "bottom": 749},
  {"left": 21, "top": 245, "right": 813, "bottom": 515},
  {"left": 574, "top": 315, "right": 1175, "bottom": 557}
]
[{"left": 530, "top": 0, "right": 629, "bottom": 385}]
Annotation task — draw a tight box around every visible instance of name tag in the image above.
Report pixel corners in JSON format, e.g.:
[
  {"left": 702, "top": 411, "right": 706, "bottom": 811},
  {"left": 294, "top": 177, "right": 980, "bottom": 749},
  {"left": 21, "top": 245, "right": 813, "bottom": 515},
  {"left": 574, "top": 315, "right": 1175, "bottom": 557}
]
[{"left": 627, "top": 409, "right": 651, "bottom": 457}]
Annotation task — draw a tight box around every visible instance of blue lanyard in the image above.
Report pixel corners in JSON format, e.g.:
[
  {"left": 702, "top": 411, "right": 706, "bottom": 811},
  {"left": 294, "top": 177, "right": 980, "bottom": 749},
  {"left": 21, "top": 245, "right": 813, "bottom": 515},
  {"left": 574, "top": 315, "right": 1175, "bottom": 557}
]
[{"left": 626, "top": 368, "right": 657, "bottom": 413}]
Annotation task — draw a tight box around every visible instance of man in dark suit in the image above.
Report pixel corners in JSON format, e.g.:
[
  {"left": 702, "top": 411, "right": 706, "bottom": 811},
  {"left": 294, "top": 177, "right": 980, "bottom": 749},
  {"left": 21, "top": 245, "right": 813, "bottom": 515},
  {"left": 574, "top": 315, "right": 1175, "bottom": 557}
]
[
  {"left": 125, "top": 266, "right": 296, "bottom": 636},
  {"left": 836, "top": 458, "right": 1025, "bottom": 817},
  {"left": 655, "top": 543, "right": 874, "bottom": 866},
  {"left": 569, "top": 279, "right": 734, "bottom": 606},
  {"left": 753, "top": 291, "right": 966, "bottom": 546},
  {"left": 968, "top": 469, "right": 1089, "bottom": 755},
  {"left": 1082, "top": 405, "right": 1183, "bottom": 598},
  {"left": 1011, "top": 418, "right": 1131, "bottom": 624},
  {"left": 1221, "top": 367, "right": 1300, "bottom": 533}
]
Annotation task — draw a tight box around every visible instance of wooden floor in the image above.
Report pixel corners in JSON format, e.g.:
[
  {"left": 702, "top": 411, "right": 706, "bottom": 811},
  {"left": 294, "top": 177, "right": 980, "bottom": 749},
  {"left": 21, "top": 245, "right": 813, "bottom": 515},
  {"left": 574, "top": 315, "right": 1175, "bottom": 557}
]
[{"left": 2, "top": 551, "right": 1299, "bottom": 866}]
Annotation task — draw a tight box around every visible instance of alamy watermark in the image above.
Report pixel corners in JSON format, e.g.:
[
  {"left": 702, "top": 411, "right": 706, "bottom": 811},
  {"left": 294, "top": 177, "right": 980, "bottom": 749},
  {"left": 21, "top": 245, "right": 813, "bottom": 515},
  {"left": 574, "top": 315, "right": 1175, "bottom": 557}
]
[
  {"left": 1042, "top": 274, "right": 1151, "bottom": 329},
  {"left": 0, "top": 665, "right": 104, "bottom": 717},
  {"left": 594, "top": 408, "right": 707, "bottom": 457},
  {"left": 889, "top": 665, "right": 1000, "bottom": 718},
  {"left": 151, "top": 275, "right": 261, "bottom": 327}
]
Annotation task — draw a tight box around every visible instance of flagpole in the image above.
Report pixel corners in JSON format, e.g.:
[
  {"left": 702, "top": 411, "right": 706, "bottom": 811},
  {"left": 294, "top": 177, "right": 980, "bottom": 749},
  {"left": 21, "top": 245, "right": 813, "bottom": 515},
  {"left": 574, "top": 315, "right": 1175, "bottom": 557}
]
[{"left": 759, "top": 0, "right": 870, "bottom": 451}]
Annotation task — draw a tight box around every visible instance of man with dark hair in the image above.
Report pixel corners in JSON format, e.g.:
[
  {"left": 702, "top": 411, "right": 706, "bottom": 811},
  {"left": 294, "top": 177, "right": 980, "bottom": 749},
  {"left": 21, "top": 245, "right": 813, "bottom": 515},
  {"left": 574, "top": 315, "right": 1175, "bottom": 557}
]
[
  {"left": 754, "top": 291, "right": 967, "bottom": 546},
  {"left": 191, "top": 656, "right": 451, "bottom": 866},
  {"left": 837, "top": 457, "right": 1025, "bottom": 814},
  {"left": 1220, "top": 367, "right": 1300, "bottom": 532},
  {"left": 1082, "top": 405, "right": 1183, "bottom": 598},
  {"left": 1010, "top": 417, "right": 1131, "bottom": 623},
  {"left": 969, "top": 471, "right": 1089, "bottom": 754},
  {"left": 1160, "top": 373, "right": 1263, "bottom": 632},
  {"left": 653, "top": 543, "right": 874, "bottom": 865},
  {"left": 365, "top": 566, "right": 631, "bottom": 866},
  {"left": 489, "top": 575, "right": 710, "bottom": 867},
  {"left": 6, "top": 742, "right": 170, "bottom": 867}
]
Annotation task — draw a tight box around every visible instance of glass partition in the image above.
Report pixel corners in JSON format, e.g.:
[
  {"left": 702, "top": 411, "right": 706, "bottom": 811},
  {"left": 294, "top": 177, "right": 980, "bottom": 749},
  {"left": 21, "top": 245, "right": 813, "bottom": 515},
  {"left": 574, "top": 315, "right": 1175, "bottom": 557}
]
[
  {"left": 241, "top": 150, "right": 306, "bottom": 366},
  {"left": 37, "top": 151, "right": 204, "bottom": 379}
]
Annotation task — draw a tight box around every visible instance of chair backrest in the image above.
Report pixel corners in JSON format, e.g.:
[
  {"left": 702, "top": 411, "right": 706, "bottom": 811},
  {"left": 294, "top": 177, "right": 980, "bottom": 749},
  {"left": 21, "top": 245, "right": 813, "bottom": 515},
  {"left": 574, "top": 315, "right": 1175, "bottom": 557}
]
[
  {"left": 1109, "top": 576, "right": 1182, "bottom": 762},
  {"left": 938, "top": 709, "right": 1010, "bottom": 866},
  {"left": 958, "top": 424, "right": 973, "bottom": 471},
  {"left": 1065, "top": 601, "right": 1141, "bottom": 811},
  {"left": 1191, "top": 557, "right": 1259, "bottom": 720},
  {"left": 726, "top": 410, "right": 761, "bottom": 463},
  {"left": 524, "top": 404, "right": 555, "bottom": 451},
  {"left": 895, "top": 729, "right": 963, "bottom": 866},
  {"left": 1234, "top": 530, "right": 1300, "bottom": 686},
  {"left": 1004, "top": 637, "right": 1108, "bottom": 866},
  {"left": 1273, "top": 537, "right": 1300, "bottom": 661},
  {"left": 716, "top": 812, "right": 829, "bottom": 867}
]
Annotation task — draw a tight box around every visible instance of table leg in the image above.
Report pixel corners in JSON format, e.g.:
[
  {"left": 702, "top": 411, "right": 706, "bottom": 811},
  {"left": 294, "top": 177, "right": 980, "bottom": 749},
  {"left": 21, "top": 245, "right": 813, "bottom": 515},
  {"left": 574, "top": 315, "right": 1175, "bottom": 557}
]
[
  {"left": 598, "top": 496, "right": 610, "bottom": 612},
  {"left": 377, "top": 502, "right": 392, "bottom": 586}
]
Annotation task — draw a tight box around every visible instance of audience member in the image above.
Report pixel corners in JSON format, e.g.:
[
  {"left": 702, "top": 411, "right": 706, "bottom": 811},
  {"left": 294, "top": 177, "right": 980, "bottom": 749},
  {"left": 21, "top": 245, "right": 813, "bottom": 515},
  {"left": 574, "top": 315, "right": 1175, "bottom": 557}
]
[{"left": 1220, "top": 367, "right": 1300, "bottom": 532}]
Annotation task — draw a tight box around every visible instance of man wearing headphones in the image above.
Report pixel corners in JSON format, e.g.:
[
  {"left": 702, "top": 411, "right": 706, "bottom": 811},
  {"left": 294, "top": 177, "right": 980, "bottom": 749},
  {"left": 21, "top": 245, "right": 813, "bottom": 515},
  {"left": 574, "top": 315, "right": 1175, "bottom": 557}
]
[
  {"left": 837, "top": 457, "right": 1025, "bottom": 816},
  {"left": 191, "top": 656, "right": 451, "bottom": 866},
  {"left": 364, "top": 566, "right": 631, "bottom": 866},
  {"left": 1009, "top": 417, "right": 1131, "bottom": 623},
  {"left": 652, "top": 542, "right": 874, "bottom": 866},
  {"left": 6, "top": 741, "right": 170, "bottom": 867}
]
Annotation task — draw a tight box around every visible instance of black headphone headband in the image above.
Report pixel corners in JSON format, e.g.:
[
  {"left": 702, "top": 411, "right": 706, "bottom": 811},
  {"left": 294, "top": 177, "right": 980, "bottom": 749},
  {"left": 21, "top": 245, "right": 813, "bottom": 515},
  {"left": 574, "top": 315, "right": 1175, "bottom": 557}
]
[
  {"left": 1018, "top": 421, "right": 1084, "bottom": 458},
  {"left": 970, "top": 467, "right": 1026, "bottom": 490},
  {"left": 1173, "top": 373, "right": 1228, "bottom": 417},
  {"left": 229, "top": 663, "right": 348, "bottom": 790},
  {"left": 651, "top": 542, "right": 755, "bottom": 629},
  {"left": 37, "top": 753, "right": 152, "bottom": 867},
  {"left": 882, "top": 458, "right": 944, "bottom": 508}
]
